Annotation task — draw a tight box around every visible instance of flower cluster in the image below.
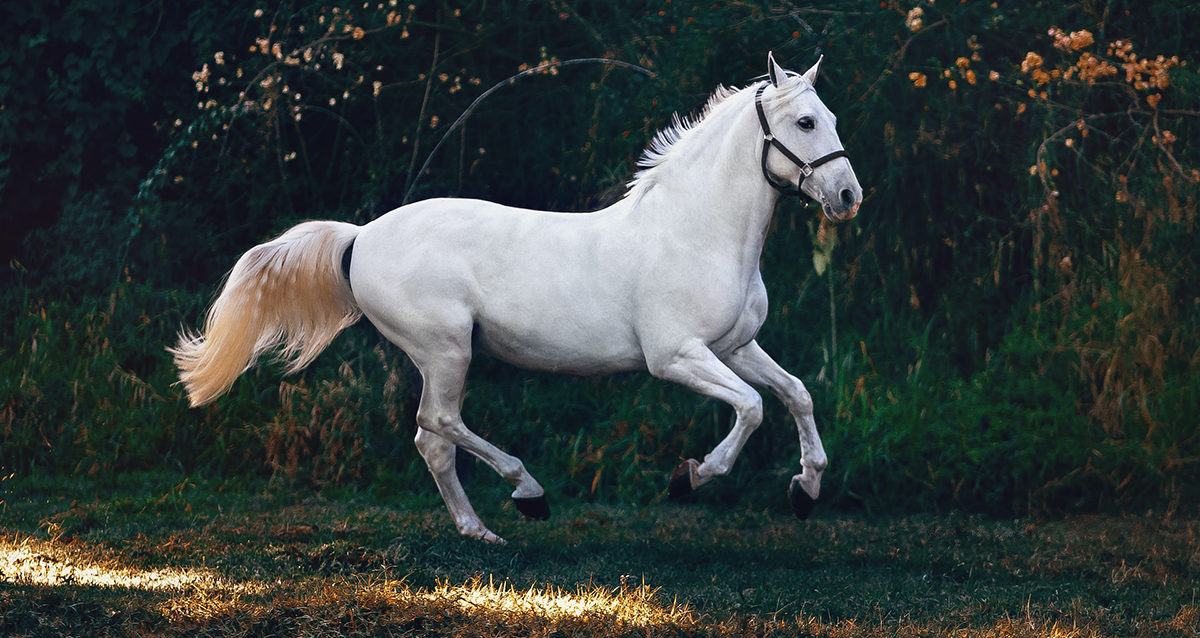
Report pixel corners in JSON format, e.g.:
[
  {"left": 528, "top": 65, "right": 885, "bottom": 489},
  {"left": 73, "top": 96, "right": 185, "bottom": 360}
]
[
  {"left": 1018, "top": 29, "right": 1184, "bottom": 109},
  {"left": 1048, "top": 27, "right": 1093, "bottom": 52},
  {"left": 517, "top": 47, "right": 562, "bottom": 76},
  {"left": 1014, "top": 25, "right": 1197, "bottom": 211},
  {"left": 908, "top": 34, "right": 993, "bottom": 90},
  {"left": 180, "top": 2, "right": 431, "bottom": 123},
  {"left": 192, "top": 64, "right": 211, "bottom": 93},
  {"left": 905, "top": 7, "right": 923, "bottom": 32},
  {"left": 1065, "top": 51, "right": 1119, "bottom": 84},
  {"left": 165, "top": 0, "right": 509, "bottom": 195},
  {"left": 1027, "top": 29, "right": 1113, "bottom": 87},
  {"left": 955, "top": 57, "right": 977, "bottom": 86},
  {"left": 1109, "top": 39, "right": 1180, "bottom": 99}
]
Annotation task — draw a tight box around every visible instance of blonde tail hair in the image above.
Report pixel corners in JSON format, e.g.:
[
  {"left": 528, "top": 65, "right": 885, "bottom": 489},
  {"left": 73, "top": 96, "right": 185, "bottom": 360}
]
[{"left": 171, "top": 220, "right": 362, "bottom": 407}]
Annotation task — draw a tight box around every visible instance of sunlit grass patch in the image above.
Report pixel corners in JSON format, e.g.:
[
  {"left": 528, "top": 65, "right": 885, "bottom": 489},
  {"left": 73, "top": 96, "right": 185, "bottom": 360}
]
[
  {"left": 0, "top": 536, "right": 230, "bottom": 592},
  {"left": 395, "top": 576, "right": 689, "bottom": 629},
  {"left": 0, "top": 533, "right": 269, "bottom": 626},
  {"left": 2, "top": 530, "right": 731, "bottom": 636},
  {"left": 170, "top": 575, "right": 702, "bottom": 635},
  {"left": 226, "top": 575, "right": 815, "bottom": 638}
]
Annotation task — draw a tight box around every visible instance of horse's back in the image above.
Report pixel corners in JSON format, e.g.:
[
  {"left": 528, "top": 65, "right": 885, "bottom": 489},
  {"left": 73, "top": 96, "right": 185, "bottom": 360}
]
[{"left": 350, "top": 198, "right": 647, "bottom": 374}]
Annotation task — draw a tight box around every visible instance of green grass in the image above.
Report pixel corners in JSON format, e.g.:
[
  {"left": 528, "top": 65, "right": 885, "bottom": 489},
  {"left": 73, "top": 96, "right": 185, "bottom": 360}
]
[{"left": 2, "top": 473, "right": 1198, "bottom": 637}]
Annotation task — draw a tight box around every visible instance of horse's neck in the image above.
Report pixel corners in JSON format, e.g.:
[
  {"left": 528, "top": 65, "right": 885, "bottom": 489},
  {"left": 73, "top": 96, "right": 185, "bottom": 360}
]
[{"left": 629, "top": 92, "right": 779, "bottom": 269}]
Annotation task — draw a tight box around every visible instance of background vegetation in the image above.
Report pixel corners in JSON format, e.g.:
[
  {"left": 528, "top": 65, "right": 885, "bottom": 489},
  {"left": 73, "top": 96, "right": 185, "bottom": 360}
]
[{"left": 3, "top": 0, "right": 1198, "bottom": 518}]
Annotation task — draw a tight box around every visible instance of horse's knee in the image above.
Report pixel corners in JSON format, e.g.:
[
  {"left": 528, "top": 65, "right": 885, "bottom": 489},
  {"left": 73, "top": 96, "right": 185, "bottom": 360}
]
[
  {"left": 795, "top": 388, "right": 813, "bottom": 416},
  {"left": 416, "top": 407, "right": 466, "bottom": 439},
  {"left": 414, "top": 405, "right": 437, "bottom": 432},
  {"left": 739, "top": 392, "right": 764, "bottom": 430},
  {"left": 414, "top": 428, "right": 454, "bottom": 474},
  {"left": 414, "top": 426, "right": 449, "bottom": 452},
  {"left": 782, "top": 376, "right": 813, "bottom": 416}
]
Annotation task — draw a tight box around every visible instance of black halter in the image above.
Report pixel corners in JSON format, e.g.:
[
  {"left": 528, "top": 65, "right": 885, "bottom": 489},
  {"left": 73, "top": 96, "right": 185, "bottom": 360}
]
[{"left": 754, "top": 84, "right": 850, "bottom": 196}]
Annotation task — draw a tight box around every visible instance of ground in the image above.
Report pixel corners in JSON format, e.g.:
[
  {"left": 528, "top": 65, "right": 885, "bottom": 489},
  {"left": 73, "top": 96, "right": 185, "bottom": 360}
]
[{"left": 1, "top": 474, "right": 1198, "bottom": 637}]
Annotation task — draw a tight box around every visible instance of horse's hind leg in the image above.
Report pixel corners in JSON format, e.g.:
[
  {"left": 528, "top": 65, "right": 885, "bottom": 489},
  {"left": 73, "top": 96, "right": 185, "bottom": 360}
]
[
  {"left": 413, "top": 428, "right": 503, "bottom": 543},
  {"left": 408, "top": 336, "right": 549, "bottom": 540},
  {"left": 723, "top": 339, "right": 827, "bottom": 519}
]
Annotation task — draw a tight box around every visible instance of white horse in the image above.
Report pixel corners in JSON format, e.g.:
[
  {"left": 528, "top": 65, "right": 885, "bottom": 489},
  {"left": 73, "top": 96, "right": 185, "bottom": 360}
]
[{"left": 173, "top": 53, "right": 861, "bottom": 543}]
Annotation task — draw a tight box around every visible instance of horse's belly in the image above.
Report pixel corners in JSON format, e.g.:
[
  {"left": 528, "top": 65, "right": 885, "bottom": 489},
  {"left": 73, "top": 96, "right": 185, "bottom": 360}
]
[{"left": 474, "top": 318, "right": 645, "bottom": 375}]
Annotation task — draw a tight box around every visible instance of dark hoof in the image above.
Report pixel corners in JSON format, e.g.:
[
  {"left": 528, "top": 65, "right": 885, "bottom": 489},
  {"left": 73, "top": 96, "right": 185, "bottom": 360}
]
[
  {"left": 513, "top": 495, "right": 551, "bottom": 520},
  {"left": 788, "top": 477, "right": 816, "bottom": 519},
  {"left": 668, "top": 460, "right": 697, "bottom": 500}
]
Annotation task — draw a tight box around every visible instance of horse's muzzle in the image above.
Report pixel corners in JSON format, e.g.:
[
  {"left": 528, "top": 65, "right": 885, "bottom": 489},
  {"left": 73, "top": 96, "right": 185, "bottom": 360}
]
[{"left": 821, "top": 195, "right": 860, "bottom": 222}]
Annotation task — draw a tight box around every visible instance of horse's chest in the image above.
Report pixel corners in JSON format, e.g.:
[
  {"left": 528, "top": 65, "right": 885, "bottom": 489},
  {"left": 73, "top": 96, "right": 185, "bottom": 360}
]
[
  {"left": 642, "top": 265, "right": 767, "bottom": 350},
  {"left": 710, "top": 276, "right": 768, "bottom": 352}
]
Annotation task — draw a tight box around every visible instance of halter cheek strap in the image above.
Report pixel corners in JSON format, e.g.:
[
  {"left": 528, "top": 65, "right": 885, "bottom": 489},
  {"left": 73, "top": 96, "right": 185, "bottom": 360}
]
[{"left": 754, "top": 84, "right": 850, "bottom": 196}]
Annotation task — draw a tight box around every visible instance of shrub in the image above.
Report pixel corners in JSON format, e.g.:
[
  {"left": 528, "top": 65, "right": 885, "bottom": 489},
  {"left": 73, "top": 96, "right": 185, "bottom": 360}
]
[{"left": 2, "top": 0, "right": 1197, "bottom": 516}]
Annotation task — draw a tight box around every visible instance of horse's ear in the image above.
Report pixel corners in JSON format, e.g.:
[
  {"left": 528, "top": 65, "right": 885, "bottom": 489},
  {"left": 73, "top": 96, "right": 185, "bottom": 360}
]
[
  {"left": 767, "top": 51, "right": 786, "bottom": 87},
  {"left": 802, "top": 55, "right": 823, "bottom": 86}
]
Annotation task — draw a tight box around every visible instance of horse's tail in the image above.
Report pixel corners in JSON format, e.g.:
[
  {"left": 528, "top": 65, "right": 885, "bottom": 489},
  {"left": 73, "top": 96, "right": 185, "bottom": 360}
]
[{"left": 171, "top": 220, "right": 362, "bottom": 407}]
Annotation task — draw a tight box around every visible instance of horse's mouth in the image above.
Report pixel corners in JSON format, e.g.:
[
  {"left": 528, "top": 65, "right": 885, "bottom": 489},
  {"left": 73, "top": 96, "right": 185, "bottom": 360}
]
[{"left": 819, "top": 197, "right": 859, "bottom": 222}]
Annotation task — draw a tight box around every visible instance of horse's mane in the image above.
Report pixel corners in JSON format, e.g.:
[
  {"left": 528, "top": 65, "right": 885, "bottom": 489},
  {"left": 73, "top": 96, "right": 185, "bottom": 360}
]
[
  {"left": 625, "top": 73, "right": 812, "bottom": 201},
  {"left": 633, "top": 84, "right": 741, "bottom": 175}
]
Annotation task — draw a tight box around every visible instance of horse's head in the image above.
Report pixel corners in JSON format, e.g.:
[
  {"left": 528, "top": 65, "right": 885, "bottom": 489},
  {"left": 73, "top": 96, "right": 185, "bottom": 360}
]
[{"left": 758, "top": 53, "right": 862, "bottom": 222}]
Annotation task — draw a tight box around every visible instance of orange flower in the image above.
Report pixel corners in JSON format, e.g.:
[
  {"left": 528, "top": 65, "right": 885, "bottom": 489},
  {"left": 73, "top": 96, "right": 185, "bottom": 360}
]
[
  {"left": 1021, "top": 52, "right": 1043, "bottom": 73},
  {"left": 905, "top": 7, "right": 923, "bottom": 31}
]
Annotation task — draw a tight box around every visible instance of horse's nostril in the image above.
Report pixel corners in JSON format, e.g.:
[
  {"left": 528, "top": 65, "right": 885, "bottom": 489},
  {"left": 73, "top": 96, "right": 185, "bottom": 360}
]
[{"left": 840, "top": 189, "right": 854, "bottom": 210}]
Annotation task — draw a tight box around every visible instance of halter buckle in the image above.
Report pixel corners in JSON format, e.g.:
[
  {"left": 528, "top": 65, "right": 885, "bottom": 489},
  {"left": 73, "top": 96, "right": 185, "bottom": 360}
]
[
  {"left": 763, "top": 133, "right": 774, "bottom": 142},
  {"left": 800, "top": 164, "right": 814, "bottom": 177}
]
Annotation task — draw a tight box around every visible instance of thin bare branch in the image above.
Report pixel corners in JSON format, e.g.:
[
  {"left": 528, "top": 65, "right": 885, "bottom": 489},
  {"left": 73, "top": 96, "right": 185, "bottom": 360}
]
[{"left": 402, "top": 58, "right": 655, "bottom": 204}]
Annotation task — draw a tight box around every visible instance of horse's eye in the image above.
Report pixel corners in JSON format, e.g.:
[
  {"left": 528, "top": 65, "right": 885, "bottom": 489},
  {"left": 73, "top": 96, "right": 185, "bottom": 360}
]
[{"left": 797, "top": 116, "right": 816, "bottom": 131}]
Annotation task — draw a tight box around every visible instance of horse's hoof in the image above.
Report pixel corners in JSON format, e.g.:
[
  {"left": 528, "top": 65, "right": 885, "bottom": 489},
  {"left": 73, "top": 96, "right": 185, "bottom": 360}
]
[
  {"left": 462, "top": 526, "right": 506, "bottom": 544},
  {"left": 668, "top": 459, "right": 698, "bottom": 500},
  {"left": 513, "top": 495, "right": 551, "bottom": 520},
  {"left": 788, "top": 477, "right": 816, "bottom": 519},
  {"left": 481, "top": 530, "right": 507, "bottom": 544}
]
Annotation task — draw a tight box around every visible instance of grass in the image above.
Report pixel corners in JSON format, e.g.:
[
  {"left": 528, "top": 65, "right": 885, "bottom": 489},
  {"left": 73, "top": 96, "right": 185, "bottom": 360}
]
[{"left": 2, "top": 473, "right": 1199, "bottom": 637}]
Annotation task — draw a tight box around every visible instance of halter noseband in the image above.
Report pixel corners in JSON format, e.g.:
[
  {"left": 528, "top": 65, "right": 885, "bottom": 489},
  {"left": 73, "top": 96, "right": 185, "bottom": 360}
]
[{"left": 754, "top": 84, "right": 850, "bottom": 196}]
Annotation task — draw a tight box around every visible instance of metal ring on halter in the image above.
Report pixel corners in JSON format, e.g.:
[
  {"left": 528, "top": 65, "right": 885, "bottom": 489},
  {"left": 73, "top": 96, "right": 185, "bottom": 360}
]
[{"left": 754, "top": 84, "right": 849, "bottom": 196}]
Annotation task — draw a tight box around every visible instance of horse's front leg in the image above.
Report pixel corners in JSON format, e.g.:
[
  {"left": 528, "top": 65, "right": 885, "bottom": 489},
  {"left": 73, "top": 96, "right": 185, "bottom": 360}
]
[
  {"left": 723, "top": 339, "right": 827, "bottom": 519},
  {"left": 648, "top": 340, "right": 765, "bottom": 496}
]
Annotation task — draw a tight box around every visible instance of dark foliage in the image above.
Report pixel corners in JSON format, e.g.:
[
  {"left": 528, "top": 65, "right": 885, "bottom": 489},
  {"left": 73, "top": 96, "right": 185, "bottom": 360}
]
[{"left": 2, "top": 0, "right": 1198, "bottom": 517}]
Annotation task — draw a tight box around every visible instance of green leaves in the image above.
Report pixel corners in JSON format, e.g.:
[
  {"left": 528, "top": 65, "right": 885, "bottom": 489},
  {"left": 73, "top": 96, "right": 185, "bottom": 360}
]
[{"left": 2, "top": 0, "right": 1199, "bottom": 517}]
